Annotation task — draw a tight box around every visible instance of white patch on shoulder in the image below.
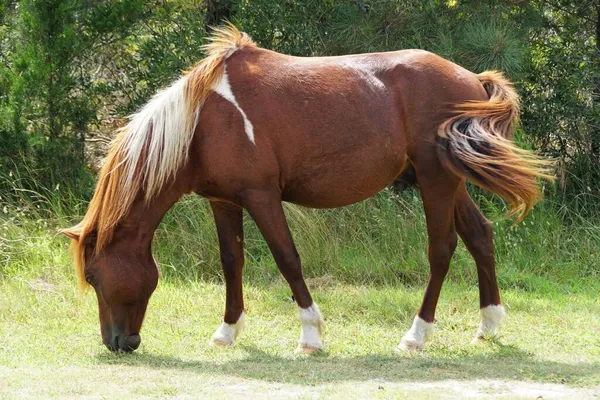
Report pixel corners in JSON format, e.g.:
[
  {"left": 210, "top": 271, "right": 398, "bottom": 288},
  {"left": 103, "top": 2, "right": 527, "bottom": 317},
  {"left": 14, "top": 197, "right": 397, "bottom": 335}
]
[
  {"left": 297, "top": 302, "right": 324, "bottom": 352},
  {"left": 473, "top": 304, "right": 506, "bottom": 342},
  {"left": 398, "top": 315, "right": 434, "bottom": 352},
  {"left": 209, "top": 312, "right": 245, "bottom": 347},
  {"left": 213, "top": 67, "right": 255, "bottom": 144},
  {"left": 339, "top": 59, "right": 385, "bottom": 90}
]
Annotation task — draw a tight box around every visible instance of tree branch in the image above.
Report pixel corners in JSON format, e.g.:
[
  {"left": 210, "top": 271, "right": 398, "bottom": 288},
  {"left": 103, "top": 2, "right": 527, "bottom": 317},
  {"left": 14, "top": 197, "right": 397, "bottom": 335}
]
[{"left": 543, "top": 0, "right": 595, "bottom": 24}]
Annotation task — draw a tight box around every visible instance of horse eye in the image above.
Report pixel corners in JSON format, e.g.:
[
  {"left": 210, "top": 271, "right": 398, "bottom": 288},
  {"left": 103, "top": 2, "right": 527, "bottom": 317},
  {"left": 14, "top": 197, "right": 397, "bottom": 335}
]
[{"left": 85, "top": 274, "right": 97, "bottom": 286}]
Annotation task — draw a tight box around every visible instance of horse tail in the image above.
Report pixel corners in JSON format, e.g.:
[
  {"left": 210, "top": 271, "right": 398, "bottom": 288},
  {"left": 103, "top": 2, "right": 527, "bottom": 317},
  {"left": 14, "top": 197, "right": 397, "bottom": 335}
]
[{"left": 436, "top": 71, "right": 553, "bottom": 222}]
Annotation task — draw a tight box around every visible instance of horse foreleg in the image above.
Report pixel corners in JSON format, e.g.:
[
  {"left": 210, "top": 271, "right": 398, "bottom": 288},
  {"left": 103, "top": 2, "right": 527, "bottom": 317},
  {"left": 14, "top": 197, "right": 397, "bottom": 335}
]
[
  {"left": 244, "top": 191, "right": 324, "bottom": 354},
  {"left": 399, "top": 167, "right": 460, "bottom": 352},
  {"left": 209, "top": 201, "right": 246, "bottom": 347},
  {"left": 454, "top": 186, "right": 506, "bottom": 343}
]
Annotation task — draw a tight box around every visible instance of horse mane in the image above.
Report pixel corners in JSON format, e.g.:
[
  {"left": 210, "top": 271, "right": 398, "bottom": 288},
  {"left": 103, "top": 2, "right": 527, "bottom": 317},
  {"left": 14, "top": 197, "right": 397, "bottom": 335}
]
[{"left": 63, "top": 23, "right": 256, "bottom": 290}]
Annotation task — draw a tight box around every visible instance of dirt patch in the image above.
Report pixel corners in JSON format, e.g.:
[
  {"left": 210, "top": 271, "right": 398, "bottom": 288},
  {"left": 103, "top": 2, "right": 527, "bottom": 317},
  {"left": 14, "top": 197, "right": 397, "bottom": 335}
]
[{"left": 397, "top": 379, "right": 600, "bottom": 399}]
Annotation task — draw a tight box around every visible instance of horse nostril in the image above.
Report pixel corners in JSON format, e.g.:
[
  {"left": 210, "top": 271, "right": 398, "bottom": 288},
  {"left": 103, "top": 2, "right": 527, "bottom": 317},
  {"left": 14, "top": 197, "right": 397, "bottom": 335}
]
[
  {"left": 104, "top": 335, "right": 119, "bottom": 352},
  {"left": 120, "top": 334, "right": 141, "bottom": 352}
]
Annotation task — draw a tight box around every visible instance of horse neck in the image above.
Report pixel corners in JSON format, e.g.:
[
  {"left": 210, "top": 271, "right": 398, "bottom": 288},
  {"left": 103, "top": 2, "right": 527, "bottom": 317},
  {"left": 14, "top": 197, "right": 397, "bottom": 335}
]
[{"left": 115, "top": 174, "right": 192, "bottom": 248}]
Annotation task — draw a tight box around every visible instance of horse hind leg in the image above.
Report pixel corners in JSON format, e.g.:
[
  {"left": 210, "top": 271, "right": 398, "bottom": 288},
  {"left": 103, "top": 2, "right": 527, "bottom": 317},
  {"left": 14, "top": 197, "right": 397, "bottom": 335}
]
[
  {"left": 398, "top": 161, "right": 460, "bottom": 352},
  {"left": 454, "top": 186, "right": 506, "bottom": 343},
  {"left": 209, "top": 201, "right": 246, "bottom": 347}
]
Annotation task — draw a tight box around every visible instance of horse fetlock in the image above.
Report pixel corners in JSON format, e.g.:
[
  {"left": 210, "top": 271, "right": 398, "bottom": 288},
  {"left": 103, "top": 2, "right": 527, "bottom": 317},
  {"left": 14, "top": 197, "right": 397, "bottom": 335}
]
[
  {"left": 209, "top": 312, "right": 245, "bottom": 347},
  {"left": 297, "top": 303, "right": 324, "bottom": 353},
  {"left": 398, "top": 315, "right": 434, "bottom": 352},
  {"left": 473, "top": 304, "right": 506, "bottom": 343}
]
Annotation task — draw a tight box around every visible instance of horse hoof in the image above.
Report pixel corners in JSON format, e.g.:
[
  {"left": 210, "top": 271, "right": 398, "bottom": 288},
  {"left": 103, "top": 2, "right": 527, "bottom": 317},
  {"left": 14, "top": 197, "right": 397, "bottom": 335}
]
[
  {"left": 295, "top": 344, "right": 322, "bottom": 354},
  {"left": 396, "top": 340, "right": 423, "bottom": 353},
  {"left": 209, "top": 338, "right": 232, "bottom": 348},
  {"left": 471, "top": 334, "right": 498, "bottom": 345},
  {"left": 471, "top": 336, "right": 487, "bottom": 345}
]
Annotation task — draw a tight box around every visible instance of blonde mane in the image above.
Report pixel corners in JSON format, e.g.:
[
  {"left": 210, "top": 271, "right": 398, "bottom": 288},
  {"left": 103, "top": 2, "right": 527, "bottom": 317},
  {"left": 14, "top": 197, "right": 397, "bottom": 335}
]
[{"left": 63, "top": 24, "right": 255, "bottom": 290}]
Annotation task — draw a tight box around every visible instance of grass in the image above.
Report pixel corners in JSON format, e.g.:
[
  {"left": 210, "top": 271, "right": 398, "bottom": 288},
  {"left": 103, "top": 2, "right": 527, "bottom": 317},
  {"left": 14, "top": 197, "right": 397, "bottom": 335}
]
[
  {"left": 1, "top": 278, "right": 599, "bottom": 398},
  {"left": 0, "top": 182, "right": 599, "bottom": 398}
]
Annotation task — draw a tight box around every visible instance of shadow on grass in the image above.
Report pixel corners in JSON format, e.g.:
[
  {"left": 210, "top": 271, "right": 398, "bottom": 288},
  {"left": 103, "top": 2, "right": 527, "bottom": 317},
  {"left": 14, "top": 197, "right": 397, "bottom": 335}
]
[{"left": 96, "top": 343, "right": 600, "bottom": 386}]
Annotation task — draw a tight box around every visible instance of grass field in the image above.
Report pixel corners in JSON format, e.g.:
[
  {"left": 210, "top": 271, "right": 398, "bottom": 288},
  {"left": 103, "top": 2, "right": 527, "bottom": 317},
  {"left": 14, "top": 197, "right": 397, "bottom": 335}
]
[{"left": 1, "top": 189, "right": 599, "bottom": 398}]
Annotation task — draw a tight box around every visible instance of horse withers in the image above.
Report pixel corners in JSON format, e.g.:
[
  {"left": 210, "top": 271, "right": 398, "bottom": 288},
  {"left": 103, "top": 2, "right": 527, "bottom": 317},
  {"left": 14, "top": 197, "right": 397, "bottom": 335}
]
[{"left": 62, "top": 24, "right": 551, "bottom": 353}]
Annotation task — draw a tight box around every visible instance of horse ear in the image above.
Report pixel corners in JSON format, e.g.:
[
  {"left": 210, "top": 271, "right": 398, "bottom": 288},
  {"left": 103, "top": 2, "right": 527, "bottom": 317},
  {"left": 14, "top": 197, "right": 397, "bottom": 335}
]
[{"left": 61, "top": 226, "right": 81, "bottom": 241}]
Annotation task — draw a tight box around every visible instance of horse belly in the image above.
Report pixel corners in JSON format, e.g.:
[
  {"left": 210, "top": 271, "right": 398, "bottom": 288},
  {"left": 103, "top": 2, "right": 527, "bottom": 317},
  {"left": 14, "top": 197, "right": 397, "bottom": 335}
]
[{"left": 282, "top": 139, "right": 406, "bottom": 208}]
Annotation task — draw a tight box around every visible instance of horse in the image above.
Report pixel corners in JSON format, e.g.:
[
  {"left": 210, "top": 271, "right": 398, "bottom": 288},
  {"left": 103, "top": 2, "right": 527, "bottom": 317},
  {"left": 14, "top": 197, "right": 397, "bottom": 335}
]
[{"left": 62, "top": 24, "right": 551, "bottom": 353}]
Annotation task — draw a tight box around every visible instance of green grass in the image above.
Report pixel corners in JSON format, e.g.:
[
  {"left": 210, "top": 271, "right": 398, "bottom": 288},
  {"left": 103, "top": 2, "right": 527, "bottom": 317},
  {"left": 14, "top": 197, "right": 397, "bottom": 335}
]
[
  {"left": 1, "top": 277, "right": 599, "bottom": 398},
  {"left": 0, "top": 185, "right": 599, "bottom": 398}
]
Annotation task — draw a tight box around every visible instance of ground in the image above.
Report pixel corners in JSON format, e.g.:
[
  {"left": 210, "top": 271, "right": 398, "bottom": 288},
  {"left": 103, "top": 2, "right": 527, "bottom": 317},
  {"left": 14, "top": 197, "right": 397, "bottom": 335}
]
[{"left": 1, "top": 276, "right": 599, "bottom": 399}]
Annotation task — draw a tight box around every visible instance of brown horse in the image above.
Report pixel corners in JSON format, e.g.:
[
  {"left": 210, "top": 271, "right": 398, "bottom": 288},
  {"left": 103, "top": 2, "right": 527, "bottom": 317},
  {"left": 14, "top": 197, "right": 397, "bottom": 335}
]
[{"left": 62, "top": 24, "right": 551, "bottom": 353}]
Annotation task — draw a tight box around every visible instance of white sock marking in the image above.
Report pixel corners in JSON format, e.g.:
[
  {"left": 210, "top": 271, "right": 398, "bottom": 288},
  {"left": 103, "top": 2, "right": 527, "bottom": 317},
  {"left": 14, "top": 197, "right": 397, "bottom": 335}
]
[
  {"left": 298, "top": 303, "right": 324, "bottom": 350},
  {"left": 213, "top": 68, "right": 255, "bottom": 144},
  {"left": 210, "top": 312, "right": 245, "bottom": 346},
  {"left": 475, "top": 304, "right": 506, "bottom": 339},
  {"left": 399, "top": 315, "right": 434, "bottom": 351}
]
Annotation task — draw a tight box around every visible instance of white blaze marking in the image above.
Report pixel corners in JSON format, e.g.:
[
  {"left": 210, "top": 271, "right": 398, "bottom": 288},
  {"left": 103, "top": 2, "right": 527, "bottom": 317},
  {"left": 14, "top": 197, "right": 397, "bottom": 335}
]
[
  {"left": 298, "top": 303, "right": 324, "bottom": 349},
  {"left": 213, "top": 68, "right": 255, "bottom": 144},
  {"left": 399, "top": 315, "right": 434, "bottom": 351},
  {"left": 475, "top": 304, "right": 506, "bottom": 339},
  {"left": 210, "top": 312, "right": 245, "bottom": 345}
]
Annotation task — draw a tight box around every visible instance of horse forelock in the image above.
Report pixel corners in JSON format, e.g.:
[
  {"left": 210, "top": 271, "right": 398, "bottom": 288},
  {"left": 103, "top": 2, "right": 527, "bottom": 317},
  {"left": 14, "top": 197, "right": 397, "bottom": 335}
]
[{"left": 66, "top": 23, "right": 255, "bottom": 290}]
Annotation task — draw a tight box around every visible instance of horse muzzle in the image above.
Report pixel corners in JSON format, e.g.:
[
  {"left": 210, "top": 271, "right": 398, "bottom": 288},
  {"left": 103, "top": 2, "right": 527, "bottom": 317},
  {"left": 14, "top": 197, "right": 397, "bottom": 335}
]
[{"left": 104, "top": 333, "right": 141, "bottom": 353}]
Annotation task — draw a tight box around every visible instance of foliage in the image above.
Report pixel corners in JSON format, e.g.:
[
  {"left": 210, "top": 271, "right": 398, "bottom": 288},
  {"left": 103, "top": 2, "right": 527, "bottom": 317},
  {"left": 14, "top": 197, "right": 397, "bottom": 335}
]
[
  {"left": 0, "top": 0, "right": 144, "bottom": 195},
  {"left": 520, "top": 0, "right": 600, "bottom": 200},
  {"left": 2, "top": 169, "right": 597, "bottom": 289},
  {"left": 0, "top": 0, "right": 598, "bottom": 207}
]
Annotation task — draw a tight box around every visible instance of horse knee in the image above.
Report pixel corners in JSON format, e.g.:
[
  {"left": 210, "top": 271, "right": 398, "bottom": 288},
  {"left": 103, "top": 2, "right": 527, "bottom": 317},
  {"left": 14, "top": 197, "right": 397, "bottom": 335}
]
[
  {"left": 220, "top": 251, "right": 244, "bottom": 276},
  {"left": 274, "top": 248, "right": 300, "bottom": 266},
  {"left": 273, "top": 249, "right": 304, "bottom": 280}
]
